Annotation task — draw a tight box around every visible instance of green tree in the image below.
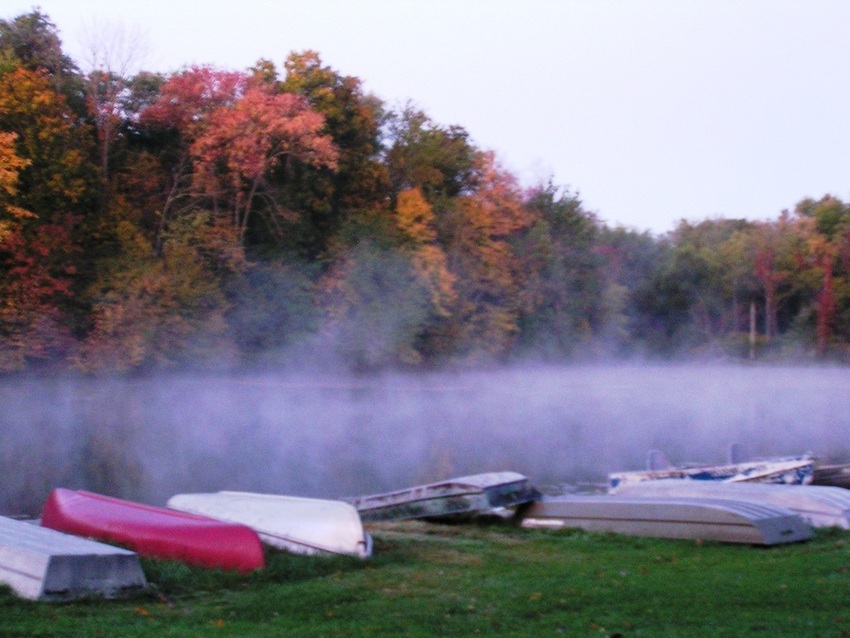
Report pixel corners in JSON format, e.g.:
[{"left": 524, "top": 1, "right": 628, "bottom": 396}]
[
  {"left": 277, "top": 51, "right": 390, "bottom": 260},
  {"left": 0, "top": 10, "right": 86, "bottom": 116},
  {"left": 515, "top": 181, "right": 606, "bottom": 357}
]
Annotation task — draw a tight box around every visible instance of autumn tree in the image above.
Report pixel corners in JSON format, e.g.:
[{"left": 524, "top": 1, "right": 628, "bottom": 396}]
[
  {"left": 137, "top": 66, "right": 246, "bottom": 245},
  {"left": 0, "top": 65, "right": 92, "bottom": 370},
  {"left": 0, "top": 67, "right": 92, "bottom": 215},
  {"left": 747, "top": 213, "right": 812, "bottom": 343},
  {"left": 277, "top": 51, "right": 390, "bottom": 260},
  {"left": 444, "top": 152, "right": 533, "bottom": 359},
  {"left": 190, "top": 83, "right": 339, "bottom": 242},
  {"left": 75, "top": 214, "right": 242, "bottom": 372},
  {"left": 140, "top": 66, "right": 338, "bottom": 248},
  {"left": 793, "top": 196, "right": 850, "bottom": 355},
  {"left": 394, "top": 187, "right": 456, "bottom": 315},
  {"left": 0, "top": 10, "right": 86, "bottom": 115}
]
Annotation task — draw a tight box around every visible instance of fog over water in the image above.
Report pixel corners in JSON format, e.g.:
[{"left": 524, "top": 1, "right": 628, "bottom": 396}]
[{"left": 2, "top": 364, "right": 848, "bottom": 516}]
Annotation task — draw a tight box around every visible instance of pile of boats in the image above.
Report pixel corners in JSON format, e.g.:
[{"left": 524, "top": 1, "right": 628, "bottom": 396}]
[{"left": 2, "top": 450, "right": 849, "bottom": 601}]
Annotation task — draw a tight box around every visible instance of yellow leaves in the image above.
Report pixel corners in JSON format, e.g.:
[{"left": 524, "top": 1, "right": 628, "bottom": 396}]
[
  {"left": 459, "top": 151, "right": 532, "bottom": 239},
  {"left": 0, "top": 130, "right": 35, "bottom": 233},
  {"left": 411, "top": 245, "right": 457, "bottom": 317},
  {"left": 74, "top": 216, "right": 232, "bottom": 373},
  {"left": 0, "top": 131, "right": 29, "bottom": 198},
  {"left": 395, "top": 187, "right": 436, "bottom": 244},
  {"left": 394, "top": 188, "right": 457, "bottom": 317},
  {"left": 0, "top": 67, "right": 91, "bottom": 209}
]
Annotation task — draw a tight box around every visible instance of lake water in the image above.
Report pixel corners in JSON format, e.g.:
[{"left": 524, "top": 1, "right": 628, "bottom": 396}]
[{"left": 2, "top": 364, "right": 848, "bottom": 515}]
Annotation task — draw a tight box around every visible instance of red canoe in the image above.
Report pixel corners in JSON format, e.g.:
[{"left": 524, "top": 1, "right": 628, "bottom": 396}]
[{"left": 41, "top": 489, "right": 265, "bottom": 572}]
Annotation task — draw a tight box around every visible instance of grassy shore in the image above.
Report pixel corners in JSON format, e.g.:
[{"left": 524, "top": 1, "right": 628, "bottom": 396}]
[{"left": 2, "top": 521, "right": 850, "bottom": 637}]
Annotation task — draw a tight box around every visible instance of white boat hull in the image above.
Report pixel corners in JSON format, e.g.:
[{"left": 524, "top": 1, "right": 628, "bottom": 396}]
[{"left": 167, "top": 491, "right": 372, "bottom": 558}]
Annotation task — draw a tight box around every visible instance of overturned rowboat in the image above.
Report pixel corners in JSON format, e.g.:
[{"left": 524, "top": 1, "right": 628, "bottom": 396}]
[
  {"left": 349, "top": 472, "right": 541, "bottom": 523},
  {"left": 614, "top": 479, "right": 850, "bottom": 529},
  {"left": 0, "top": 515, "right": 146, "bottom": 601},
  {"left": 41, "top": 489, "right": 265, "bottom": 572},
  {"left": 167, "top": 491, "right": 372, "bottom": 558},
  {"left": 608, "top": 450, "right": 815, "bottom": 492},
  {"left": 812, "top": 463, "right": 850, "bottom": 489},
  {"left": 519, "top": 494, "right": 812, "bottom": 545}
]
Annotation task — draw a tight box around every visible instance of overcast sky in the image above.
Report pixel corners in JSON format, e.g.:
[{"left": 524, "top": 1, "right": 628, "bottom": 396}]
[{"left": 5, "top": 0, "right": 850, "bottom": 234}]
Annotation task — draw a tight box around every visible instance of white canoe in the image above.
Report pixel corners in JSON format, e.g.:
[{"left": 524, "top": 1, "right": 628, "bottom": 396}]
[
  {"left": 613, "top": 479, "right": 850, "bottom": 529},
  {"left": 0, "top": 515, "right": 146, "bottom": 601},
  {"left": 167, "top": 491, "right": 372, "bottom": 558},
  {"left": 519, "top": 494, "right": 812, "bottom": 545}
]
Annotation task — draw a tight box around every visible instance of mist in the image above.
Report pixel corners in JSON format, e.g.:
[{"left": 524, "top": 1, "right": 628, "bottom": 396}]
[{"left": 2, "top": 364, "right": 849, "bottom": 516}]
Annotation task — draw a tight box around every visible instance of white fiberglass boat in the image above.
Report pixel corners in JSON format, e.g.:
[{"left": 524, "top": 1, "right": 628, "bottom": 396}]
[{"left": 167, "top": 491, "right": 372, "bottom": 558}]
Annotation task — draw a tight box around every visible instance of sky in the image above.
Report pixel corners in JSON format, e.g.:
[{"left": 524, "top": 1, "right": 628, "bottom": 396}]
[{"left": 4, "top": 0, "right": 850, "bottom": 234}]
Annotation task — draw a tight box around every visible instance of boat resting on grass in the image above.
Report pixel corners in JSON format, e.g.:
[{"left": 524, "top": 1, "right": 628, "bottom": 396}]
[
  {"left": 41, "top": 489, "right": 265, "bottom": 572},
  {"left": 608, "top": 452, "right": 815, "bottom": 492},
  {"left": 167, "top": 491, "right": 372, "bottom": 558},
  {"left": 614, "top": 479, "right": 850, "bottom": 529},
  {"left": 349, "top": 471, "right": 541, "bottom": 523},
  {"left": 812, "top": 463, "right": 850, "bottom": 489},
  {"left": 519, "top": 494, "right": 812, "bottom": 545},
  {"left": 0, "top": 515, "right": 146, "bottom": 601}
]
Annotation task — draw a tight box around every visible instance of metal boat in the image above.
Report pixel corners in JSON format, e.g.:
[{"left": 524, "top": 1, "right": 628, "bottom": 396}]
[
  {"left": 167, "top": 491, "right": 372, "bottom": 558},
  {"left": 0, "top": 515, "right": 146, "bottom": 601},
  {"left": 812, "top": 463, "right": 850, "bottom": 489},
  {"left": 614, "top": 479, "right": 850, "bottom": 529},
  {"left": 608, "top": 451, "right": 815, "bottom": 492},
  {"left": 349, "top": 471, "right": 541, "bottom": 522},
  {"left": 41, "top": 489, "right": 265, "bottom": 572},
  {"left": 519, "top": 494, "right": 812, "bottom": 545}
]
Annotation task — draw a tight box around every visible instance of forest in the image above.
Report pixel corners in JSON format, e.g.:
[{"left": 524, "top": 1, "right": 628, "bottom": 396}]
[{"left": 1, "top": 10, "right": 849, "bottom": 375}]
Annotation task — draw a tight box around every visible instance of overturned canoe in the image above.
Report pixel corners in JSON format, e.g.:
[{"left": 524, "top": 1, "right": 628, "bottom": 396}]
[
  {"left": 349, "top": 471, "right": 541, "bottom": 523},
  {"left": 167, "top": 491, "right": 372, "bottom": 558},
  {"left": 614, "top": 479, "right": 850, "bottom": 529},
  {"left": 519, "top": 494, "right": 812, "bottom": 545},
  {"left": 41, "top": 489, "right": 265, "bottom": 572},
  {"left": 0, "top": 515, "right": 146, "bottom": 601},
  {"left": 608, "top": 455, "right": 815, "bottom": 492}
]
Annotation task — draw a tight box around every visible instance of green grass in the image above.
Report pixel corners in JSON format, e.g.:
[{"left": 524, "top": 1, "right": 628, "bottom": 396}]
[{"left": 2, "top": 522, "right": 850, "bottom": 637}]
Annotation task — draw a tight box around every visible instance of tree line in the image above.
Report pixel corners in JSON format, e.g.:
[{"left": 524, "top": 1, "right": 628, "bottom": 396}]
[{"left": 1, "top": 11, "right": 849, "bottom": 374}]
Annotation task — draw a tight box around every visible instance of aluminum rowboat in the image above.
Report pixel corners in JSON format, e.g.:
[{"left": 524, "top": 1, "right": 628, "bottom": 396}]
[
  {"left": 519, "top": 494, "right": 812, "bottom": 545},
  {"left": 0, "top": 515, "right": 146, "bottom": 601},
  {"left": 349, "top": 471, "right": 541, "bottom": 522},
  {"left": 608, "top": 455, "right": 814, "bottom": 492},
  {"left": 614, "top": 479, "right": 850, "bottom": 529},
  {"left": 812, "top": 464, "right": 850, "bottom": 489}
]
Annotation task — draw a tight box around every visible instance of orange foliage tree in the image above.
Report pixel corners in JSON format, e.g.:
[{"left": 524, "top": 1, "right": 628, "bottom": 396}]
[
  {"left": 394, "top": 187, "right": 456, "bottom": 318},
  {"left": 142, "top": 66, "right": 338, "bottom": 245},
  {"left": 190, "top": 84, "right": 339, "bottom": 241},
  {"left": 447, "top": 152, "right": 535, "bottom": 357}
]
